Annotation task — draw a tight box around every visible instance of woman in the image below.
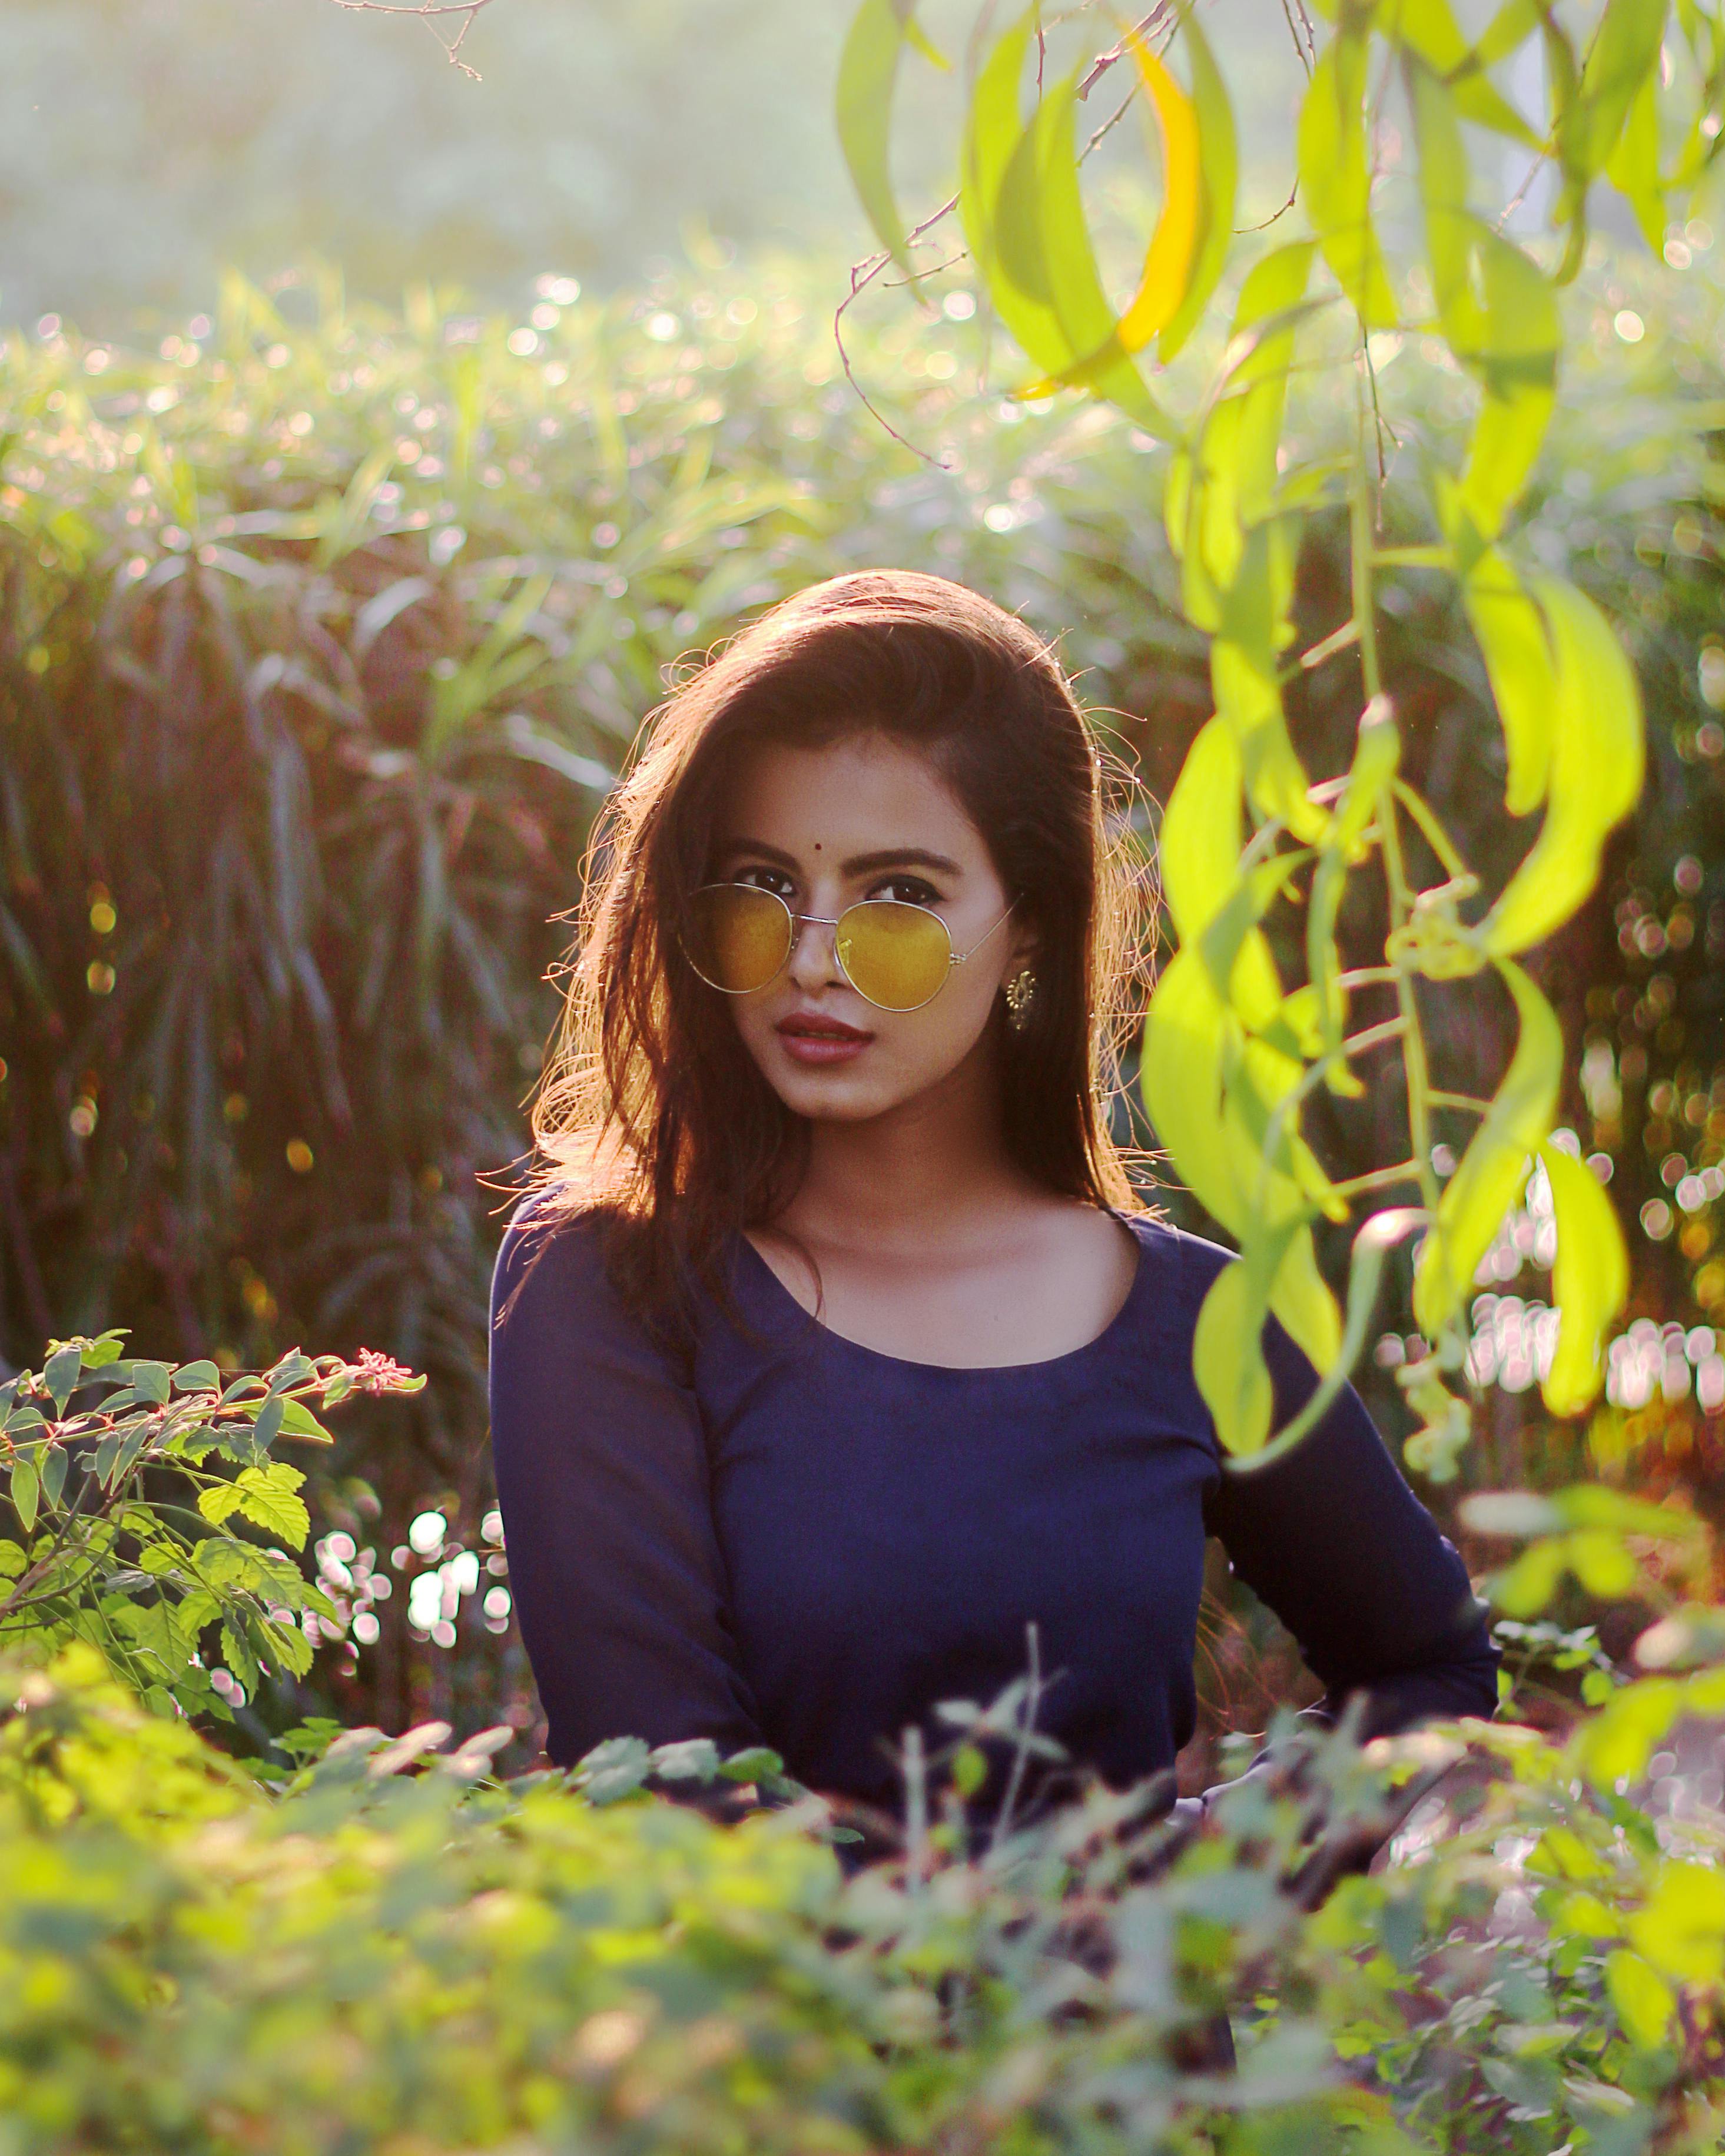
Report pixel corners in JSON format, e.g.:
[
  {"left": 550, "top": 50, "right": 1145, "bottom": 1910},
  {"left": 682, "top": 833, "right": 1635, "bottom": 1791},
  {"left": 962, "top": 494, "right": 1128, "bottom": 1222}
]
[{"left": 489, "top": 570, "right": 1497, "bottom": 1819}]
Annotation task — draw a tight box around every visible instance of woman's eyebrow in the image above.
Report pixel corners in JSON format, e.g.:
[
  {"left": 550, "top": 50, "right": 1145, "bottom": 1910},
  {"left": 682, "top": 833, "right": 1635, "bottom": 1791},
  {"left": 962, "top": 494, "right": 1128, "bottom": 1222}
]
[
  {"left": 713, "top": 838, "right": 798, "bottom": 867},
  {"left": 842, "top": 847, "right": 963, "bottom": 878}
]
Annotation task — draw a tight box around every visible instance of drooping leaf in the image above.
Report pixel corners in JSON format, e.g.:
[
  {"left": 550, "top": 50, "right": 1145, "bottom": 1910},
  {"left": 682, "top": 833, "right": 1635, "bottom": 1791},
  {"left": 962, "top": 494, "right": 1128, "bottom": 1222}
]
[
  {"left": 1462, "top": 546, "right": 1556, "bottom": 815},
  {"left": 1391, "top": 0, "right": 1542, "bottom": 142},
  {"left": 1540, "top": 1143, "right": 1630, "bottom": 1416},
  {"left": 836, "top": 0, "right": 947, "bottom": 285},
  {"left": 1412, "top": 960, "right": 1562, "bottom": 1335},
  {"left": 1195, "top": 1257, "right": 1276, "bottom": 1455},
  {"left": 9, "top": 1455, "right": 39, "bottom": 1536},
  {"left": 1156, "top": 9, "right": 1239, "bottom": 361},
  {"left": 965, "top": 16, "right": 1178, "bottom": 430},
  {"left": 1297, "top": 28, "right": 1399, "bottom": 323},
  {"left": 1482, "top": 576, "right": 1645, "bottom": 953},
  {"left": 1604, "top": 65, "right": 1666, "bottom": 250}
]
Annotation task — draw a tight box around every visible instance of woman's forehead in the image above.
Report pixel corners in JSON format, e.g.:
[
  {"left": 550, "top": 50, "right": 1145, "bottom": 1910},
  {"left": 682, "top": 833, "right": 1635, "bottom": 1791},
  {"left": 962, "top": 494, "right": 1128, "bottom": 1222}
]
[{"left": 714, "top": 734, "right": 986, "bottom": 863}]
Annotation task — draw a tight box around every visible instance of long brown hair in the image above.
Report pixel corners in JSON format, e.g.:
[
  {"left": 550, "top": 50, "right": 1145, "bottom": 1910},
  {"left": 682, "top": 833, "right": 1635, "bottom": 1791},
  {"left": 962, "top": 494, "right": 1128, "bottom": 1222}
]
[{"left": 531, "top": 569, "right": 1149, "bottom": 1343}]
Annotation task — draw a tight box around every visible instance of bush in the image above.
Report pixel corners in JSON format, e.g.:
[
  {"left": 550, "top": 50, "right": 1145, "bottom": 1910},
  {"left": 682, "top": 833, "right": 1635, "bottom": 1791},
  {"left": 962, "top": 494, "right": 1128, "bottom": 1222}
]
[{"left": 2, "top": 1633, "right": 1723, "bottom": 2154}]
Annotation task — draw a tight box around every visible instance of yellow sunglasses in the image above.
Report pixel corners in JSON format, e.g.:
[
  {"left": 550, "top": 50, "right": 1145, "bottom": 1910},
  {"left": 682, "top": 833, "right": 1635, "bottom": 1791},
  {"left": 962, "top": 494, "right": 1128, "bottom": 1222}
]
[{"left": 685, "top": 882, "right": 1012, "bottom": 1014}]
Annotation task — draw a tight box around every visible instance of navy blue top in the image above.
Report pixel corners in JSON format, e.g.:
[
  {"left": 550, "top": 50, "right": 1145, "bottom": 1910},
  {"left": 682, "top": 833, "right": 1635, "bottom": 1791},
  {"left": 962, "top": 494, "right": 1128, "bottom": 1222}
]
[{"left": 489, "top": 1208, "right": 1497, "bottom": 1808}]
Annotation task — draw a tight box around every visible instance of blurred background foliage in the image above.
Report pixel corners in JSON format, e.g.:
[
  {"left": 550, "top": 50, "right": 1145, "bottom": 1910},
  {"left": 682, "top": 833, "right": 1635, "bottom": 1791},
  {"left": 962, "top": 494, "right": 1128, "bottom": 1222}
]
[{"left": 1, "top": 237, "right": 1722, "bottom": 1753}]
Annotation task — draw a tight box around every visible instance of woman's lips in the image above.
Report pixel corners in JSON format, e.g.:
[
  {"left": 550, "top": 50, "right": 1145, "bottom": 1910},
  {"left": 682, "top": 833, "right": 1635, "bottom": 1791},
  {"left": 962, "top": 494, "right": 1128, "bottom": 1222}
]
[{"left": 775, "top": 1013, "right": 873, "bottom": 1066}]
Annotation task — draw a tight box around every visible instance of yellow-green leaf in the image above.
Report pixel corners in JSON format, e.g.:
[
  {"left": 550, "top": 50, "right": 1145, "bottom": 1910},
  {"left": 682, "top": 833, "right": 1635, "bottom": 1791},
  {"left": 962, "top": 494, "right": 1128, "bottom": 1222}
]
[
  {"left": 1629, "top": 1864, "right": 1725, "bottom": 1983},
  {"left": 963, "top": 12, "right": 1175, "bottom": 432},
  {"left": 1160, "top": 717, "right": 1244, "bottom": 947},
  {"left": 836, "top": 0, "right": 941, "bottom": 284},
  {"left": 1462, "top": 546, "right": 1556, "bottom": 815},
  {"left": 1540, "top": 1142, "right": 1630, "bottom": 1416},
  {"left": 1604, "top": 65, "right": 1665, "bottom": 250},
  {"left": 1481, "top": 577, "right": 1645, "bottom": 953},
  {"left": 1298, "top": 31, "right": 1399, "bottom": 323},
  {"left": 1413, "top": 960, "right": 1561, "bottom": 1335},
  {"left": 1195, "top": 1258, "right": 1275, "bottom": 1456},
  {"left": 1604, "top": 1949, "right": 1677, "bottom": 2050}
]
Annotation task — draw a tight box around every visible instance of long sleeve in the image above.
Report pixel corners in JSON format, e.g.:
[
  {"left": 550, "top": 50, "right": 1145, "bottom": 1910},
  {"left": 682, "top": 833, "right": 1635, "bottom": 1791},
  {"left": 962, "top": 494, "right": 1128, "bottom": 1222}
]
[
  {"left": 1202, "top": 1313, "right": 1500, "bottom": 1740},
  {"left": 488, "top": 1206, "right": 763, "bottom": 1768}
]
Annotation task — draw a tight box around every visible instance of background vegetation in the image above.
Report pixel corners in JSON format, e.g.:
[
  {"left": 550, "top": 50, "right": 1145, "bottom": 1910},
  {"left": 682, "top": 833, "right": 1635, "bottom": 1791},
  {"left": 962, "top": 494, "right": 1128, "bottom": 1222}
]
[{"left": 1, "top": 240, "right": 1722, "bottom": 1750}]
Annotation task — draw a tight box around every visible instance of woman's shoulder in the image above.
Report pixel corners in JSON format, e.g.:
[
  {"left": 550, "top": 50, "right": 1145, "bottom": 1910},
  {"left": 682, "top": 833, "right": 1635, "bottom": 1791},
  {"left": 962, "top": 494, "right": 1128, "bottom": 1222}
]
[
  {"left": 1117, "top": 1208, "right": 1238, "bottom": 1311},
  {"left": 490, "top": 1193, "right": 636, "bottom": 1340}
]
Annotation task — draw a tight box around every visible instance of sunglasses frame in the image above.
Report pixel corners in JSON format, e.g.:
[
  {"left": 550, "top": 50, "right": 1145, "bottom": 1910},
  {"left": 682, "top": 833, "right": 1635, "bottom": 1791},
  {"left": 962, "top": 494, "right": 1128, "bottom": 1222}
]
[{"left": 685, "top": 883, "right": 1014, "bottom": 1014}]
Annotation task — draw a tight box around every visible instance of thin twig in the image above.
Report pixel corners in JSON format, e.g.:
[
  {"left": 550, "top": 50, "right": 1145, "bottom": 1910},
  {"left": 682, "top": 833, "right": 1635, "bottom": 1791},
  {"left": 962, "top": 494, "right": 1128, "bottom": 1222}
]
[
  {"left": 1076, "top": 4, "right": 1177, "bottom": 99},
  {"left": 1239, "top": 180, "right": 1300, "bottom": 233},
  {"left": 1081, "top": 85, "right": 1139, "bottom": 161},
  {"left": 834, "top": 194, "right": 963, "bottom": 467},
  {"left": 326, "top": 0, "right": 497, "bottom": 79}
]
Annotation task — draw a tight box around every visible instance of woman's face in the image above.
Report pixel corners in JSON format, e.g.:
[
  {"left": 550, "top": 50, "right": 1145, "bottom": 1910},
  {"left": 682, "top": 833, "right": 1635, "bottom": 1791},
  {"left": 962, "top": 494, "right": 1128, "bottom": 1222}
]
[{"left": 706, "top": 732, "right": 1032, "bottom": 1125}]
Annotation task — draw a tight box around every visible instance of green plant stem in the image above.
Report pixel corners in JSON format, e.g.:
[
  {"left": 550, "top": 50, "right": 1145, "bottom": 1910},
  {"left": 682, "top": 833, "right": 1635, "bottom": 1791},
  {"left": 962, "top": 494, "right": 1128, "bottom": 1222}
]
[{"left": 1332, "top": 1161, "right": 1424, "bottom": 1200}]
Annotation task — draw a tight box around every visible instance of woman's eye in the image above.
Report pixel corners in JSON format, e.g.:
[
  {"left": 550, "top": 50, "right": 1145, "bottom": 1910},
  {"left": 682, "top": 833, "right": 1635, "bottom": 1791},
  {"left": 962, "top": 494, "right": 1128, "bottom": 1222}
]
[
  {"left": 871, "top": 876, "right": 941, "bottom": 907},
  {"left": 734, "top": 867, "right": 795, "bottom": 899}
]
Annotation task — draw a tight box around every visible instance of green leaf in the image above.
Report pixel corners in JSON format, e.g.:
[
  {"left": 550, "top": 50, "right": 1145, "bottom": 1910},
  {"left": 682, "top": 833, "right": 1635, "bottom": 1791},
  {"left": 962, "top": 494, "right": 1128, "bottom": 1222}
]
[
  {"left": 1557, "top": 0, "right": 1668, "bottom": 215},
  {"left": 44, "top": 1343, "right": 83, "bottom": 1412},
  {"left": 1481, "top": 576, "right": 1645, "bottom": 953},
  {"left": 172, "top": 1359, "right": 221, "bottom": 1395},
  {"left": 1159, "top": 716, "right": 1245, "bottom": 948},
  {"left": 1605, "top": 1950, "right": 1677, "bottom": 2049},
  {"left": 277, "top": 1397, "right": 334, "bottom": 1445},
  {"left": 1297, "top": 29, "right": 1398, "bottom": 323},
  {"left": 198, "top": 1482, "right": 244, "bottom": 1529},
  {"left": 1462, "top": 547, "right": 1555, "bottom": 815},
  {"left": 1604, "top": 65, "right": 1665, "bottom": 249},
  {"left": 38, "top": 1443, "right": 67, "bottom": 1513},
  {"left": 230, "top": 1462, "right": 310, "bottom": 1550},
  {"left": 0, "top": 1540, "right": 25, "bottom": 1578},
  {"left": 1413, "top": 960, "right": 1561, "bottom": 1336},
  {"left": 835, "top": 0, "right": 942, "bottom": 286},
  {"left": 131, "top": 1361, "right": 171, "bottom": 1405},
  {"left": 9, "top": 1455, "right": 39, "bottom": 1536},
  {"left": 1195, "top": 1257, "right": 1275, "bottom": 1456},
  {"left": 219, "top": 1618, "right": 260, "bottom": 1691},
  {"left": 1540, "top": 1145, "right": 1630, "bottom": 1417},
  {"left": 960, "top": 11, "right": 1176, "bottom": 432},
  {"left": 1391, "top": 0, "right": 1542, "bottom": 143},
  {"left": 252, "top": 1395, "right": 286, "bottom": 1454}
]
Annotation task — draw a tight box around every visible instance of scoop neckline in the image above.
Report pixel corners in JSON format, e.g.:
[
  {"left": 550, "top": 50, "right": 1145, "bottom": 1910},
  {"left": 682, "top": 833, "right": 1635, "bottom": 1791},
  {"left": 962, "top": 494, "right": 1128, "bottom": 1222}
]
[{"left": 733, "top": 1212, "right": 1149, "bottom": 1378}]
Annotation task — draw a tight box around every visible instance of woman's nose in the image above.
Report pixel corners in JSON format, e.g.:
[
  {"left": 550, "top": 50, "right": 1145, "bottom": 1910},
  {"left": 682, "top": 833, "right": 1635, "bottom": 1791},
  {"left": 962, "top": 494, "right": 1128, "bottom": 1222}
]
[{"left": 785, "top": 913, "right": 843, "bottom": 990}]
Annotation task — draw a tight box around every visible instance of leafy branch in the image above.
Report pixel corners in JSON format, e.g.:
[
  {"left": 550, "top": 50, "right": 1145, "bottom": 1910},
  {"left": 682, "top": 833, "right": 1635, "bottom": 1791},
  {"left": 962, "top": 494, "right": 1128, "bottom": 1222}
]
[
  {"left": 1, "top": 1334, "right": 423, "bottom": 1723},
  {"left": 835, "top": 0, "right": 1724, "bottom": 1477}
]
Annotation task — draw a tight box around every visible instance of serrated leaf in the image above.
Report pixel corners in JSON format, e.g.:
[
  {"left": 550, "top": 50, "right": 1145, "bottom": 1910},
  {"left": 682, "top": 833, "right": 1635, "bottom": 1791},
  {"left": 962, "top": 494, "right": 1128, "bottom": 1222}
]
[
  {"left": 1413, "top": 960, "right": 1561, "bottom": 1335},
  {"left": 1540, "top": 1143, "right": 1630, "bottom": 1416},
  {"left": 1482, "top": 576, "right": 1644, "bottom": 953},
  {"left": 198, "top": 1483, "right": 246, "bottom": 1528},
  {"left": 220, "top": 1619, "right": 260, "bottom": 1691},
  {"left": 231, "top": 1462, "right": 310, "bottom": 1549}
]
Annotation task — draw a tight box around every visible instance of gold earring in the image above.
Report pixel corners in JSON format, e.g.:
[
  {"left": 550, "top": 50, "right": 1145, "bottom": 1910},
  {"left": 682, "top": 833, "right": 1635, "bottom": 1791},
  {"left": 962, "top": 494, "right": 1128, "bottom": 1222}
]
[{"left": 1003, "top": 968, "right": 1036, "bottom": 1033}]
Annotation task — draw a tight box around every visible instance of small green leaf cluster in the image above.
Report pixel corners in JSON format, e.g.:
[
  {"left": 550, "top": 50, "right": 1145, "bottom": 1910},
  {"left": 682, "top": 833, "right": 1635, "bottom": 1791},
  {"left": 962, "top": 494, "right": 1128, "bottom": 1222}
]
[
  {"left": 1, "top": 1643, "right": 1722, "bottom": 2154},
  {"left": 0, "top": 1334, "right": 421, "bottom": 1726}
]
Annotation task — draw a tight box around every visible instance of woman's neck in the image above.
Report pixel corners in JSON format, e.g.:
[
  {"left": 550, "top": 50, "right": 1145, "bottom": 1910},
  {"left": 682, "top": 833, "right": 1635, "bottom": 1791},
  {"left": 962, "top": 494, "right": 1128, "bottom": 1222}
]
[{"left": 777, "top": 1038, "right": 1036, "bottom": 1257}]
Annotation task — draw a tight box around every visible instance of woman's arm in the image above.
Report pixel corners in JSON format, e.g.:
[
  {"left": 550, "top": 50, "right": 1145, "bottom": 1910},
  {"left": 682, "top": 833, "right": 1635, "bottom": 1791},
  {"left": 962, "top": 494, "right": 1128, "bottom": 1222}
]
[
  {"left": 1203, "top": 1318, "right": 1500, "bottom": 1739},
  {"left": 489, "top": 1208, "right": 764, "bottom": 1767}
]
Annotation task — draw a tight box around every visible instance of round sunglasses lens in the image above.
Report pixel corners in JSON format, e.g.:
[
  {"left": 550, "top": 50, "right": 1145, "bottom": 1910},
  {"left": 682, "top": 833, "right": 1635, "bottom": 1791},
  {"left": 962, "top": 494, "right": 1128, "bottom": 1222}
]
[
  {"left": 834, "top": 901, "right": 953, "bottom": 1011},
  {"left": 688, "top": 885, "right": 791, "bottom": 993}
]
